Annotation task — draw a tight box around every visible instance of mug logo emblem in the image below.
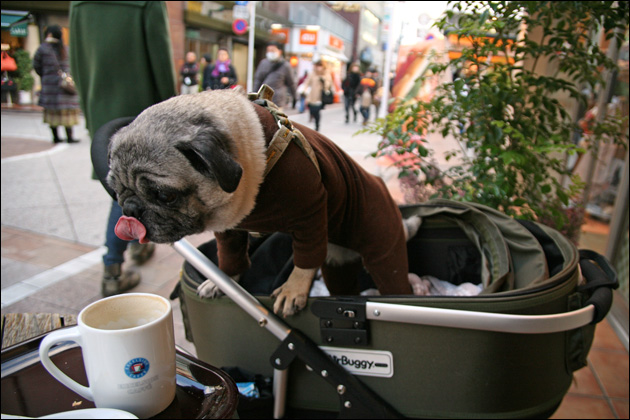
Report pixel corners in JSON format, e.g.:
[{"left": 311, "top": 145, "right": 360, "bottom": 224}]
[{"left": 124, "top": 358, "right": 150, "bottom": 379}]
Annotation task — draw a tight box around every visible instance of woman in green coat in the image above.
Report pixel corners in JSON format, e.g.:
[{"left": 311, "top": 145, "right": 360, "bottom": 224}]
[{"left": 69, "top": 0, "right": 177, "bottom": 296}]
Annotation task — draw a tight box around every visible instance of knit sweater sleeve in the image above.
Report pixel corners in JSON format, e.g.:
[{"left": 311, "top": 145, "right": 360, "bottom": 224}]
[{"left": 288, "top": 186, "right": 328, "bottom": 269}]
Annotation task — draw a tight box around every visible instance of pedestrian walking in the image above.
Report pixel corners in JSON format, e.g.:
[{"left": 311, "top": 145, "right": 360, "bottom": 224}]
[
  {"left": 180, "top": 51, "right": 199, "bottom": 94},
  {"left": 253, "top": 42, "right": 296, "bottom": 109},
  {"left": 69, "top": 0, "right": 177, "bottom": 296},
  {"left": 357, "top": 70, "right": 377, "bottom": 126},
  {"left": 200, "top": 53, "right": 213, "bottom": 91},
  {"left": 303, "top": 60, "right": 333, "bottom": 132},
  {"left": 32, "top": 24, "right": 80, "bottom": 144},
  {"left": 296, "top": 70, "right": 308, "bottom": 113},
  {"left": 342, "top": 63, "right": 361, "bottom": 123}
]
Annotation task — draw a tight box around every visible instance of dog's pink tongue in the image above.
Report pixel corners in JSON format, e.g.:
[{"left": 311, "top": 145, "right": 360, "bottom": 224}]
[{"left": 115, "top": 216, "right": 149, "bottom": 244}]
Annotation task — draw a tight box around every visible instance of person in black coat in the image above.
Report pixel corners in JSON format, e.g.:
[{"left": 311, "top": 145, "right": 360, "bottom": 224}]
[
  {"left": 33, "top": 24, "right": 80, "bottom": 143},
  {"left": 205, "top": 48, "right": 237, "bottom": 90},
  {"left": 342, "top": 63, "right": 361, "bottom": 123},
  {"left": 180, "top": 51, "right": 199, "bottom": 94}
]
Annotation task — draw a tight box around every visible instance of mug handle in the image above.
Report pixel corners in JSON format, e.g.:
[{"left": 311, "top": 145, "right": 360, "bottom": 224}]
[{"left": 39, "top": 327, "right": 94, "bottom": 401}]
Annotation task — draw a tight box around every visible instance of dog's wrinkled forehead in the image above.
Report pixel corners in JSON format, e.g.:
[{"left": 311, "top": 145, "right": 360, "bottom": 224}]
[{"left": 108, "top": 100, "right": 229, "bottom": 163}]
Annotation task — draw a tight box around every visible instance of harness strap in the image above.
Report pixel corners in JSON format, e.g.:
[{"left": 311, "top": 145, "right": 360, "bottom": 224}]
[{"left": 249, "top": 85, "right": 321, "bottom": 178}]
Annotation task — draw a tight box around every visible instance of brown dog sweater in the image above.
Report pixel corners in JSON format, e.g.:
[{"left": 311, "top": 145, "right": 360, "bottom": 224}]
[{"left": 214, "top": 103, "right": 412, "bottom": 295}]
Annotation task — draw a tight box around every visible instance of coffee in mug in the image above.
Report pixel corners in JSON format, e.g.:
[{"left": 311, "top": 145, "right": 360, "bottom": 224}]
[{"left": 39, "top": 293, "right": 176, "bottom": 418}]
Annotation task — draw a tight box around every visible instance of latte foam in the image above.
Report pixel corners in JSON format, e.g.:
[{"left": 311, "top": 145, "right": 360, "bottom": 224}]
[{"left": 82, "top": 295, "right": 167, "bottom": 330}]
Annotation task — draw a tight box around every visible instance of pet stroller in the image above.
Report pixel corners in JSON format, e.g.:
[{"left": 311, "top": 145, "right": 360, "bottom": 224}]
[{"left": 93, "top": 119, "right": 618, "bottom": 419}]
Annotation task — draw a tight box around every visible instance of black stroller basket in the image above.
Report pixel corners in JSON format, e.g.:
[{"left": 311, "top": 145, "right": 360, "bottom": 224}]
[{"left": 93, "top": 118, "right": 618, "bottom": 419}]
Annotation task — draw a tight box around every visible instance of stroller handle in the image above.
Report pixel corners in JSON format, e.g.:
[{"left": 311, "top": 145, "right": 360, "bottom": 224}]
[{"left": 366, "top": 301, "right": 594, "bottom": 334}]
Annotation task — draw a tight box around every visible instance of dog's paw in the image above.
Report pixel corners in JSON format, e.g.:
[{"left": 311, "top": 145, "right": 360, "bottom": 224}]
[
  {"left": 197, "top": 274, "right": 241, "bottom": 299},
  {"left": 271, "top": 284, "right": 308, "bottom": 317},
  {"left": 270, "top": 267, "right": 316, "bottom": 317},
  {"left": 197, "top": 279, "right": 224, "bottom": 299}
]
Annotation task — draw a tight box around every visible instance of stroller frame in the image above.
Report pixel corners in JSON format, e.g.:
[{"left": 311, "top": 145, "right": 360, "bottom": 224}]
[{"left": 173, "top": 239, "right": 615, "bottom": 419}]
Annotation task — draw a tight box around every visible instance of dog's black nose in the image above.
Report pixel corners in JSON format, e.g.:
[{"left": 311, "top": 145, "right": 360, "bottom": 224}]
[{"left": 122, "top": 197, "right": 144, "bottom": 219}]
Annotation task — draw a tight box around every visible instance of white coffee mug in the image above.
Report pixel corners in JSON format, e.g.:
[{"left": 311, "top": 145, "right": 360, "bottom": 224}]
[{"left": 39, "top": 293, "right": 176, "bottom": 418}]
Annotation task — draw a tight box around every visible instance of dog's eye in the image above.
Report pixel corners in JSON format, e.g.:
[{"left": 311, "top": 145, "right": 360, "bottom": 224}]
[{"left": 156, "top": 191, "right": 177, "bottom": 204}]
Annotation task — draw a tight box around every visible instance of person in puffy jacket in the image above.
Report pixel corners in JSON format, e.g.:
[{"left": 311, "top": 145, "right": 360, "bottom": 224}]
[
  {"left": 205, "top": 48, "right": 237, "bottom": 90},
  {"left": 33, "top": 24, "right": 80, "bottom": 144},
  {"left": 303, "top": 60, "right": 333, "bottom": 132},
  {"left": 253, "top": 42, "right": 296, "bottom": 109}
]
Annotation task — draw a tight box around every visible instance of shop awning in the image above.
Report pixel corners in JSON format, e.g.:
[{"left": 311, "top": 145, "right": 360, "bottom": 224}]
[
  {"left": 321, "top": 48, "right": 349, "bottom": 63},
  {"left": 1, "top": 10, "right": 30, "bottom": 29}
]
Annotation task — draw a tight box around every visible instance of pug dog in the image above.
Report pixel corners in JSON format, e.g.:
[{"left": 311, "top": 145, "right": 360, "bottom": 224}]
[{"left": 108, "top": 88, "right": 419, "bottom": 317}]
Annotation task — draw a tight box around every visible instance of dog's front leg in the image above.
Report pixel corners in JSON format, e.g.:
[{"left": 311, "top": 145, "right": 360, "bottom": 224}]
[
  {"left": 271, "top": 266, "right": 317, "bottom": 317},
  {"left": 197, "top": 274, "right": 241, "bottom": 298}
]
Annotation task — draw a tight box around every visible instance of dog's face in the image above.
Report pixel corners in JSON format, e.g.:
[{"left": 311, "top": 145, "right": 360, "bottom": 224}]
[{"left": 107, "top": 96, "right": 244, "bottom": 244}]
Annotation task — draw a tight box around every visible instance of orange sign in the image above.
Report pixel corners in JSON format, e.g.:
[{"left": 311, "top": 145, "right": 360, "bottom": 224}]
[
  {"left": 299, "top": 29, "right": 318, "bottom": 45},
  {"left": 271, "top": 28, "right": 289, "bottom": 44},
  {"left": 329, "top": 35, "right": 343, "bottom": 50}
]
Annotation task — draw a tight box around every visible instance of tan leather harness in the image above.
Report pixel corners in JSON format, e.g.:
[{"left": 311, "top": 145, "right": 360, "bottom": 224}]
[{"left": 248, "top": 85, "right": 321, "bottom": 178}]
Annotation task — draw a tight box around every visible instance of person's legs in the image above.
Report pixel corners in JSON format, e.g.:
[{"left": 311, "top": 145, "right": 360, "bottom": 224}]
[
  {"left": 180, "top": 84, "right": 192, "bottom": 95},
  {"left": 308, "top": 103, "right": 322, "bottom": 131},
  {"left": 313, "top": 104, "right": 322, "bottom": 131},
  {"left": 65, "top": 126, "right": 79, "bottom": 143},
  {"left": 103, "top": 200, "right": 128, "bottom": 267},
  {"left": 360, "top": 107, "right": 369, "bottom": 125},
  {"left": 299, "top": 95, "right": 306, "bottom": 113},
  {"left": 344, "top": 95, "right": 351, "bottom": 123},
  {"left": 51, "top": 126, "right": 61, "bottom": 144}
]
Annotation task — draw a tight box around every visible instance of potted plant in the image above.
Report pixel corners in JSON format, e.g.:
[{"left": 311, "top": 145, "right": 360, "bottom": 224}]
[
  {"left": 363, "top": 1, "right": 628, "bottom": 243},
  {"left": 14, "top": 49, "right": 35, "bottom": 104}
]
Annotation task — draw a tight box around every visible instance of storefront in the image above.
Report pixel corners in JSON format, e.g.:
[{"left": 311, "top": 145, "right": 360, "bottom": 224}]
[
  {"left": 283, "top": 26, "right": 349, "bottom": 100},
  {"left": 2, "top": 9, "right": 41, "bottom": 104},
  {"left": 184, "top": 1, "right": 290, "bottom": 90},
  {"left": 1, "top": 10, "right": 30, "bottom": 48}
]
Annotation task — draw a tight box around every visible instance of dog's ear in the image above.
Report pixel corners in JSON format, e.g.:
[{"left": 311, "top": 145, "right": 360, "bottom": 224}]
[{"left": 175, "top": 135, "right": 243, "bottom": 193}]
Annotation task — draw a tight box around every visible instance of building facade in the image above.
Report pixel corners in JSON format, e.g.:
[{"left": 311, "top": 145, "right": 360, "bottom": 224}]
[{"left": 3, "top": 1, "right": 389, "bottom": 101}]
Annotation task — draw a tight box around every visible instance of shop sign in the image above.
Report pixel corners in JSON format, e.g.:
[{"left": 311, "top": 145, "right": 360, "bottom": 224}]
[
  {"left": 331, "top": 2, "right": 361, "bottom": 13},
  {"left": 299, "top": 29, "right": 318, "bottom": 45},
  {"left": 271, "top": 28, "right": 289, "bottom": 44},
  {"left": 232, "top": 4, "right": 249, "bottom": 20},
  {"left": 329, "top": 35, "right": 343, "bottom": 50},
  {"left": 187, "top": 1, "right": 202, "bottom": 13},
  {"left": 10, "top": 22, "right": 28, "bottom": 37}
]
